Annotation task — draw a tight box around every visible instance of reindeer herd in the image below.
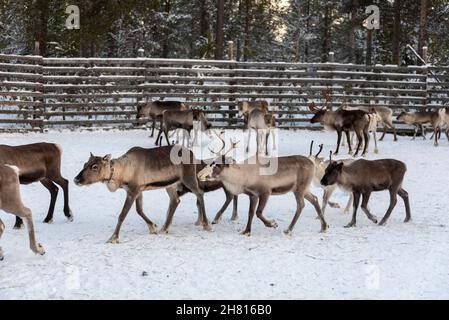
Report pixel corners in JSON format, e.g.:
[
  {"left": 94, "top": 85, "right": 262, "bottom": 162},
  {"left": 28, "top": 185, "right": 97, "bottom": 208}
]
[{"left": 0, "top": 97, "right": 448, "bottom": 261}]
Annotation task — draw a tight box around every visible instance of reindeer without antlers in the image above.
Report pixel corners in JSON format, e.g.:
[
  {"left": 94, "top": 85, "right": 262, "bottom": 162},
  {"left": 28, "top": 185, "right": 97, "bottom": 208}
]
[
  {"left": 136, "top": 100, "right": 188, "bottom": 137},
  {"left": 321, "top": 151, "right": 411, "bottom": 227},
  {"left": 396, "top": 109, "right": 446, "bottom": 146},
  {"left": 74, "top": 145, "right": 212, "bottom": 243},
  {"left": 156, "top": 109, "right": 211, "bottom": 147},
  {"left": 197, "top": 145, "right": 328, "bottom": 236},
  {"left": 0, "top": 143, "right": 72, "bottom": 229},
  {"left": 246, "top": 109, "right": 277, "bottom": 155},
  {"left": 0, "top": 165, "right": 45, "bottom": 260},
  {"left": 309, "top": 103, "right": 371, "bottom": 156}
]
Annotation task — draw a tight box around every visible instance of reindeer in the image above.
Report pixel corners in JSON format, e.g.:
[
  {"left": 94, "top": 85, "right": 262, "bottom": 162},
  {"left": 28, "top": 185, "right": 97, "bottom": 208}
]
[
  {"left": 340, "top": 105, "right": 397, "bottom": 141},
  {"left": 237, "top": 100, "right": 269, "bottom": 123},
  {"left": 177, "top": 132, "right": 239, "bottom": 224},
  {"left": 0, "top": 143, "right": 72, "bottom": 229},
  {"left": 74, "top": 145, "right": 211, "bottom": 243},
  {"left": 0, "top": 165, "right": 45, "bottom": 260},
  {"left": 136, "top": 100, "right": 188, "bottom": 137},
  {"left": 156, "top": 109, "right": 211, "bottom": 147},
  {"left": 246, "top": 109, "right": 277, "bottom": 155},
  {"left": 309, "top": 104, "right": 371, "bottom": 157},
  {"left": 197, "top": 148, "right": 328, "bottom": 236},
  {"left": 321, "top": 152, "right": 411, "bottom": 227},
  {"left": 340, "top": 105, "right": 381, "bottom": 154},
  {"left": 308, "top": 141, "right": 354, "bottom": 216},
  {"left": 396, "top": 109, "right": 445, "bottom": 146}
]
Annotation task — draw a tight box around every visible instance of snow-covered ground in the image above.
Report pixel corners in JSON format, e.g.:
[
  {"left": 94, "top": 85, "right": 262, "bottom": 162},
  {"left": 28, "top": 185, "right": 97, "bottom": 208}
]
[{"left": 0, "top": 129, "right": 448, "bottom": 299}]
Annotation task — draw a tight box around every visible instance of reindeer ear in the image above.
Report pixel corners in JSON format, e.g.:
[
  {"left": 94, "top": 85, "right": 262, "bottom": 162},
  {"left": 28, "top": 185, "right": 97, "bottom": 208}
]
[
  {"left": 103, "top": 154, "right": 112, "bottom": 162},
  {"left": 89, "top": 152, "right": 94, "bottom": 159}
]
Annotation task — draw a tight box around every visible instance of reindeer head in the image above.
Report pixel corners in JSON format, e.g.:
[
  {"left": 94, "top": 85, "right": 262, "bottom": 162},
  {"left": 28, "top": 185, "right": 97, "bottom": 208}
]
[
  {"left": 320, "top": 151, "right": 343, "bottom": 186},
  {"left": 192, "top": 109, "right": 212, "bottom": 131},
  {"left": 309, "top": 103, "right": 328, "bottom": 124},
  {"left": 396, "top": 110, "right": 408, "bottom": 122},
  {"left": 136, "top": 103, "right": 151, "bottom": 120},
  {"left": 74, "top": 153, "right": 112, "bottom": 186},
  {"left": 198, "top": 134, "right": 239, "bottom": 182}
]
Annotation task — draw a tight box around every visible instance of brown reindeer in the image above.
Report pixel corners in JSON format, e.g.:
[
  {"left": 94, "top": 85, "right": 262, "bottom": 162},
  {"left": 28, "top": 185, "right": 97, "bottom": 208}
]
[
  {"left": 320, "top": 152, "right": 411, "bottom": 227},
  {"left": 0, "top": 165, "right": 45, "bottom": 260},
  {"left": 396, "top": 109, "right": 445, "bottom": 146},
  {"left": 237, "top": 100, "right": 269, "bottom": 122},
  {"left": 74, "top": 145, "right": 211, "bottom": 243},
  {"left": 0, "top": 143, "right": 72, "bottom": 229},
  {"left": 198, "top": 151, "right": 328, "bottom": 236},
  {"left": 156, "top": 109, "right": 212, "bottom": 147},
  {"left": 136, "top": 100, "right": 188, "bottom": 137},
  {"left": 309, "top": 104, "right": 371, "bottom": 156}
]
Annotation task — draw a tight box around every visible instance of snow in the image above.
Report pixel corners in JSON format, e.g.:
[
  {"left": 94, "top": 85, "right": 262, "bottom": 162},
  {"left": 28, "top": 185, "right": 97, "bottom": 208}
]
[{"left": 0, "top": 129, "right": 448, "bottom": 299}]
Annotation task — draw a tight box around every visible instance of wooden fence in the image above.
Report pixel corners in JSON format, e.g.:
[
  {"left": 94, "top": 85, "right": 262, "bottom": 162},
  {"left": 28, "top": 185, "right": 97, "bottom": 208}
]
[{"left": 1, "top": 54, "right": 448, "bottom": 132}]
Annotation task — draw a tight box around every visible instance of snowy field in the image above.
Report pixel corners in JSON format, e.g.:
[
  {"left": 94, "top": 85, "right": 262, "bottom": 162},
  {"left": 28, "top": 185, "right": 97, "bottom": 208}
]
[{"left": 0, "top": 129, "right": 448, "bottom": 300}]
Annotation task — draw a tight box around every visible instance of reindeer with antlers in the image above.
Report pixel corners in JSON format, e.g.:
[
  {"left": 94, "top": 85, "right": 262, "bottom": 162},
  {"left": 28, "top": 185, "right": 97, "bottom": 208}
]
[
  {"left": 309, "top": 103, "right": 371, "bottom": 157},
  {"left": 197, "top": 142, "right": 328, "bottom": 236}
]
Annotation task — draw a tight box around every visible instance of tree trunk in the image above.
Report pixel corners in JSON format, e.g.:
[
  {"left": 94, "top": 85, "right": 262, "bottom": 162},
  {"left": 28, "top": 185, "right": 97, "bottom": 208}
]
[
  {"left": 162, "top": 0, "right": 171, "bottom": 58},
  {"left": 366, "top": 29, "right": 373, "bottom": 65},
  {"left": 243, "top": 0, "right": 251, "bottom": 61},
  {"left": 215, "top": 0, "right": 224, "bottom": 60},
  {"left": 392, "top": 0, "right": 401, "bottom": 65},
  {"left": 418, "top": 0, "right": 427, "bottom": 64},
  {"left": 349, "top": 0, "right": 358, "bottom": 63},
  {"left": 321, "top": 4, "right": 331, "bottom": 63}
]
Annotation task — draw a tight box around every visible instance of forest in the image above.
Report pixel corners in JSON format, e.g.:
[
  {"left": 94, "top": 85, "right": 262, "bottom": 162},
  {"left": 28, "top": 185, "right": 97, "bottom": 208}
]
[{"left": 0, "top": 0, "right": 448, "bottom": 65}]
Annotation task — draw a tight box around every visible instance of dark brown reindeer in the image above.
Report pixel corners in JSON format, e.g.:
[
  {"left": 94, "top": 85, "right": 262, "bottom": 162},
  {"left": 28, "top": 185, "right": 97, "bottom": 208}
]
[
  {"left": 309, "top": 103, "right": 370, "bottom": 157},
  {"left": 74, "top": 145, "right": 211, "bottom": 243},
  {"left": 136, "top": 100, "right": 188, "bottom": 137},
  {"left": 197, "top": 148, "right": 328, "bottom": 236},
  {"left": 156, "top": 109, "right": 212, "bottom": 147},
  {"left": 0, "top": 143, "right": 72, "bottom": 229},
  {"left": 320, "top": 152, "right": 411, "bottom": 228},
  {"left": 0, "top": 165, "right": 45, "bottom": 260}
]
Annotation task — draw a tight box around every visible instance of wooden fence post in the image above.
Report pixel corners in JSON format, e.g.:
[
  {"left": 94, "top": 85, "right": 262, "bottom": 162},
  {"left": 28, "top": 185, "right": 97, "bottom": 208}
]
[{"left": 228, "top": 41, "right": 236, "bottom": 126}]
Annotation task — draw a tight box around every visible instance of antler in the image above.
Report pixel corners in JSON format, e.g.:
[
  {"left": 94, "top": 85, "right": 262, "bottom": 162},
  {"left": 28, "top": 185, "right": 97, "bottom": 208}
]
[
  {"left": 309, "top": 140, "right": 314, "bottom": 156},
  {"left": 329, "top": 150, "right": 333, "bottom": 162},
  {"left": 223, "top": 138, "right": 239, "bottom": 156},
  {"left": 315, "top": 144, "right": 323, "bottom": 157},
  {"left": 208, "top": 130, "right": 226, "bottom": 155}
]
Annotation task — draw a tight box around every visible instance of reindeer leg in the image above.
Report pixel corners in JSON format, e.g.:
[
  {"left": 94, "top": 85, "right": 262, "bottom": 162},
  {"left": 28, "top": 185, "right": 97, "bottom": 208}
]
[
  {"left": 271, "top": 129, "right": 276, "bottom": 150},
  {"left": 362, "top": 129, "right": 369, "bottom": 156},
  {"left": 445, "top": 128, "right": 449, "bottom": 141},
  {"left": 155, "top": 129, "right": 163, "bottom": 146},
  {"left": 284, "top": 191, "right": 305, "bottom": 235},
  {"left": 231, "top": 195, "right": 238, "bottom": 221},
  {"left": 305, "top": 191, "right": 328, "bottom": 232},
  {"left": 241, "top": 195, "right": 257, "bottom": 236},
  {"left": 255, "top": 193, "right": 277, "bottom": 228},
  {"left": 392, "top": 124, "right": 398, "bottom": 141},
  {"left": 353, "top": 131, "right": 363, "bottom": 157},
  {"left": 434, "top": 126, "right": 439, "bottom": 147},
  {"left": 13, "top": 216, "right": 24, "bottom": 229},
  {"left": 335, "top": 130, "right": 342, "bottom": 155},
  {"left": 164, "top": 128, "right": 171, "bottom": 146},
  {"left": 345, "top": 131, "right": 352, "bottom": 155},
  {"left": 0, "top": 218, "right": 4, "bottom": 260},
  {"left": 380, "top": 124, "right": 387, "bottom": 141},
  {"left": 40, "top": 179, "right": 58, "bottom": 223},
  {"left": 135, "top": 193, "right": 158, "bottom": 234},
  {"left": 107, "top": 193, "right": 136, "bottom": 243},
  {"left": 421, "top": 124, "right": 426, "bottom": 140},
  {"left": 51, "top": 174, "right": 73, "bottom": 222},
  {"left": 398, "top": 188, "right": 411, "bottom": 223},
  {"left": 212, "top": 189, "right": 234, "bottom": 224},
  {"left": 412, "top": 125, "right": 418, "bottom": 140},
  {"left": 160, "top": 187, "right": 181, "bottom": 234},
  {"left": 343, "top": 192, "right": 353, "bottom": 214},
  {"left": 265, "top": 130, "right": 270, "bottom": 156},
  {"left": 373, "top": 130, "right": 379, "bottom": 154},
  {"left": 378, "top": 189, "right": 398, "bottom": 226},
  {"left": 345, "top": 191, "right": 360, "bottom": 228},
  {"left": 360, "top": 192, "right": 378, "bottom": 224},
  {"left": 150, "top": 116, "right": 156, "bottom": 137},
  {"left": 246, "top": 128, "right": 251, "bottom": 153}
]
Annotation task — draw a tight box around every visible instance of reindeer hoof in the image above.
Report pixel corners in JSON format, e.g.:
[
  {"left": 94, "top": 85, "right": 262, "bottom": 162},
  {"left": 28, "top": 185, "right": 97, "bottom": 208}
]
[
  {"left": 283, "top": 229, "right": 292, "bottom": 236},
  {"left": 106, "top": 236, "right": 120, "bottom": 244},
  {"left": 378, "top": 220, "right": 386, "bottom": 226},
  {"left": 194, "top": 219, "right": 202, "bottom": 226},
  {"left": 13, "top": 223, "right": 24, "bottom": 230},
  {"left": 404, "top": 217, "right": 411, "bottom": 223},
  {"left": 203, "top": 223, "right": 213, "bottom": 232},
  {"left": 320, "top": 224, "right": 329, "bottom": 232},
  {"left": 329, "top": 202, "right": 340, "bottom": 209},
  {"left": 43, "top": 218, "right": 53, "bottom": 224},
  {"left": 159, "top": 228, "right": 169, "bottom": 234},
  {"left": 212, "top": 218, "right": 221, "bottom": 225},
  {"left": 268, "top": 220, "right": 278, "bottom": 228},
  {"left": 230, "top": 215, "right": 239, "bottom": 222},
  {"left": 374, "top": 149, "right": 379, "bottom": 154},
  {"left": 35, "top": 243, "right": 45, "bottom": 255},
  {"left": 0, "top": 256, "right": 4, "bottom": 261},
  {"left": 344, "top": 222, "right": 355, "bottom": 228},
  {"left": 240, "top": 230, "right": 251, "bottom": 236},
  {"left": 148, "top": 225, "right": 158, "bottom": 234}
]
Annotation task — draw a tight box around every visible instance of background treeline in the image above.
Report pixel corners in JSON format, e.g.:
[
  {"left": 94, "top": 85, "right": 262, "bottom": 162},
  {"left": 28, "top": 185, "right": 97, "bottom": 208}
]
[{"left": 0, "top": 0, "right": 448, "bottom": 65}]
